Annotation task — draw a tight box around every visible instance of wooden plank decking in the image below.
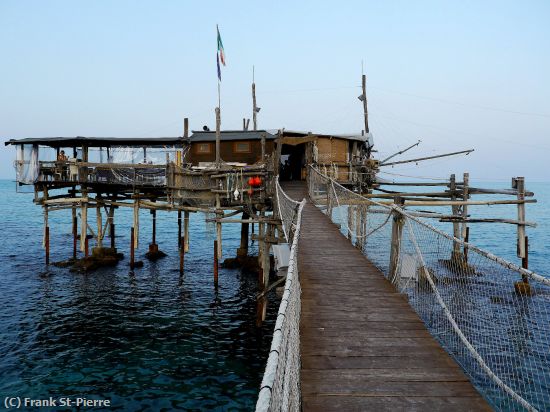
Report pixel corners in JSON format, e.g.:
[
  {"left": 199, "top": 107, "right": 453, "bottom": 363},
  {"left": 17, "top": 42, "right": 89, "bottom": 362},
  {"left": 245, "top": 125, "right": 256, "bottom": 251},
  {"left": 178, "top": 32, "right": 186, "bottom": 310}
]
[{"left": 282, "top": 182, "right": 491, "bottom": 412}]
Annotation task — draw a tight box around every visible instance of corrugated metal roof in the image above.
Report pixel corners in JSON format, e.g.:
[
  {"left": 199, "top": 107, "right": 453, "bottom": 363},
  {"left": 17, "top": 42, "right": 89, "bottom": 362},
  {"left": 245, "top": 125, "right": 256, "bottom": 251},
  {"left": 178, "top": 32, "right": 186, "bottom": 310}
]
[
  {"left": 188, "top": 130, "right": 278, "bottom": 142},
  {"left": 4, "top": 136, "right": 184, "bottom": 147}
]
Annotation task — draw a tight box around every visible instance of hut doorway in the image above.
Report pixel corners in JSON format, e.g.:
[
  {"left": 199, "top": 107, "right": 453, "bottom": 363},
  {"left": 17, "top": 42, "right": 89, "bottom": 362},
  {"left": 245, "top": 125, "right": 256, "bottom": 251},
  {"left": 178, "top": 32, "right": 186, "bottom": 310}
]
[{"left": 280, "top": 143, "right": 306, "bottom": 181}]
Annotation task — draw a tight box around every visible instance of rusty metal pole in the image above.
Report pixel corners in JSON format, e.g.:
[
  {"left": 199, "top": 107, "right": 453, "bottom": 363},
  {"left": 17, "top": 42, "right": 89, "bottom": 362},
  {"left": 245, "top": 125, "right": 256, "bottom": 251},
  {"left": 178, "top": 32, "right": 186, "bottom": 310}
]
[
  {"left": 130, "top": 227, "right": 135, "bottom": 270},
  {"left": 214, "top": 240, "right": 219, "bottom": 287}
]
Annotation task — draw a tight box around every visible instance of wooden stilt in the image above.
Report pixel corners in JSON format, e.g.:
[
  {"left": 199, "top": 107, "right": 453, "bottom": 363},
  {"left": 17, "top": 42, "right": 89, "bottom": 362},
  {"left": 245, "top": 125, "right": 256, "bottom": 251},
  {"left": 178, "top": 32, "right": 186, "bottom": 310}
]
[
  {"left": 179, "top": 236, "right": 185, "bottom": 275},
  {"left": 237, "top": 212, "right": 249, "bottom": 257},
  {"left": 464, "top": 227, "right": 470, "bottom": 263},
  {"left": 515, "top": 177, "right": 527, "bottom": 259},
  {"left": 130, "top": 227, "right": 135, "bottom": 270},
  {"left": 152, "top": 209, "right": 156, "bottom": 245},
  {"left": 109, "top": 206, "right": 115, "bottom": 249},
  {"left": 80, "top": 195, "right": 87, "bottom": 252},
  {"left": 262, "top": 225, "right": 271, "bottom": 290},
  {"left": 184, "top": 211, "right": 190, "bottom": 252},
  {"left": 72, "top": 207, "right": 77, "bottom": 259},
  {"left": 45, "top": 226, "right": 50, "bottom": 265},
  {"left": 389, "top": 198, "right": 405, "bottom": 284},
  {"left": 177, "top": 210, "right": 182, "bottom": 248},
  {"left": 449, "top": 174, "right": 461, "bottom": 259},
  {"left": 258, "top": 212, "right": 265, "bottom": 284},
  {"left": 461, "top": 173, "right": 469, "bottom": 259},
  {"left": 85, "top": 235, "right": 89, "bottom": 258},
  {"left": 96, "top": 204, "right": 103, "bottom": 248},
  {"left": 133, "top": 195, "right": 139, "bottom": 249},
  {"left": 520, "top": 235, "right": 530, "bottom": 285},
  {"left": 256, "top": 296, "right": 267, "bottom": 327},
  {"left": 348, "top": 205, "right": 354, "bottom": 245},
  {"left": 214, "top": 239, "right": 219, "bottom": 287},
  {"left": 355, "top": 206, "right": 363, "bottom": 252},
  {"left": 216, "top": 195, "right": 222, "bottom": 260}
]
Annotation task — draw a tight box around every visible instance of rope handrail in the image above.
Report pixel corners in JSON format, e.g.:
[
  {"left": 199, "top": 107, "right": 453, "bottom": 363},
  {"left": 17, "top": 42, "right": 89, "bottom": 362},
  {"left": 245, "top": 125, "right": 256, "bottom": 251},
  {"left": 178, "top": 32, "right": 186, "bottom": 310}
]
[{"left": 256, "top": 180, "right": 306, "bottom": 412}]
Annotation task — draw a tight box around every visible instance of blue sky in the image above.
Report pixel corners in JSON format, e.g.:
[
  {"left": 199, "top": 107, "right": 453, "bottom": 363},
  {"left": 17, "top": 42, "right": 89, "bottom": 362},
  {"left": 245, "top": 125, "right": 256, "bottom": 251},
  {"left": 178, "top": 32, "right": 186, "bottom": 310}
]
[{"left": 1, "top": 0, "right": 549, "bottom": 181}]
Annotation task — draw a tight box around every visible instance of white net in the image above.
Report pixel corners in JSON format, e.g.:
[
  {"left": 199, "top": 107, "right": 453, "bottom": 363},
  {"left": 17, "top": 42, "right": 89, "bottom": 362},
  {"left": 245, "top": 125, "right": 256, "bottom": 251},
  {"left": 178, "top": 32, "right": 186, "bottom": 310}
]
[
  {"left": 308, "top": 166, "right": 550, "bottom": 412},
  {"left": 256, "top": 180, "right": 306, "bottom": 412},
  {"left": 14, "top": 144, "right": 39, "bottom": 184}
]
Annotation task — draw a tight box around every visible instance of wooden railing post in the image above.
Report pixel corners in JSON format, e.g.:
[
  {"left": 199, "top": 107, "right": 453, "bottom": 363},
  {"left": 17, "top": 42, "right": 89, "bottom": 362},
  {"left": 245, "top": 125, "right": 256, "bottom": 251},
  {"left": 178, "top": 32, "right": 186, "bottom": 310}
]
[
  {"left": 389, "top": 197, "right": 405, "bottom": 284},
  {"left": 449, "top": 174, "right": 461, "bottom": 260}
]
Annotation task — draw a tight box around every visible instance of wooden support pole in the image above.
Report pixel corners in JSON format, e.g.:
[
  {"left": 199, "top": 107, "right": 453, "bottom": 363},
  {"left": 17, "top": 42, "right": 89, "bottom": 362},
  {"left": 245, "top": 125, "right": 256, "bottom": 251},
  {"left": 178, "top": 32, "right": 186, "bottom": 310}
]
[
  {"left": 449, "top": 174, "right": 461, "bottom": 258},
  {"left": 388, "top": 198, "right": 405, "bottom": 284},
  {"left": 327, "top": 184, "right": 333, "bottom": 219},
  {"left": 252, "top": 82, "right": 258, "bottom": 131},
  {"left": 464, "top": 227, "right": 470, "bottom": 263},
  {"left": 258, "top": 211, "right": 265, "bottom": 273},
  {"left": 130, "top": 227, "right": 135, "bottom": 270},
  {"left": 179, "top": 236, "right": 185, "bottom": 275},
  {"left": 355, "top": 205, "right": 362, "bottom": 251},
  {"left": 362, "top": 74, "right": 369, "bottom": 134},
  {"left": 462, "top": 172, "right": 469, "bottom": 258},
  {"left": 109, "top": 206, "right": 115, "bottom": 249},
  {"left": 237, "top": 212, "right": 250, "bottom": 258},
  {"left": 521, "top": 236, "right": 529, "bottom": 269},
  {"left": 261, "top": 134, "right": 266, "bottom": 163},
  {"left": 216, "top": 195, "right": 222, "bottom": 260},
  {"left": 177, "top": 210, "right": 182, "bottom": 248},
  {"left": 256, "top": 296, "right": 267, "bottom": 328},
  {"left": 184, "top": 118, "right": 189, "bottom": 138},
  {"left": 347, "top": 205, "right": 353, "bottom": 241},
  {"left": 133, "top": 195, "right": 139, "bottom": 249},
  {"left": 45, "top": 226, "right": 50, "bottom": 265},
  {"left": 85, "top": 235, "right": 89, "bottom": 258},
  {"left": 96, "top": 204, "right": 103, "bottom": 248},
  {"left": 72, "top": 207, "right": 77, "bottom": 259},
  {"left": 515, "top": 177, "right": 527, "bottom": 259},
  {"left": 262, "top": 225, "right": 271, "bottom": 289},
  {"left": 215, "top": 107, "right": 221, "bottom": 166},
  {"left": 80, "top": 191, "right": 88, "bottom": 252},
  {"left": 151, "top": 209, "right": 157, "bottom": 245},
  {"left": 184, "top": 211, "right": 190, "bottom": 252},
  {"left": 214, "top": 240, "right": 219, "bottom": 287},
  {"left": 461, "top": 172, "right": 469, "bottom": 239}
]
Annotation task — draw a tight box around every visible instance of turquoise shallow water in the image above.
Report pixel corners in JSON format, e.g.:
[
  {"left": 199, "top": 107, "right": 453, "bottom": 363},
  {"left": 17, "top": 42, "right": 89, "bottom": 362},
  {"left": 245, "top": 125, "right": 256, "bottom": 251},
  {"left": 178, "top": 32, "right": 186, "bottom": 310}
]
[{"left": 0, "top": 180, "right": 278, "bottom": 410}]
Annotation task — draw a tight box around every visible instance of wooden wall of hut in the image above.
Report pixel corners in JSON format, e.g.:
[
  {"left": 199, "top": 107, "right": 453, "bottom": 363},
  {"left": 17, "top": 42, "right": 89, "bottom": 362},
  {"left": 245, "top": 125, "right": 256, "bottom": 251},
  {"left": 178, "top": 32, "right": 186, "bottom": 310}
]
[{"left": 189, "top": 140, "right": 275, "bottom": 165}]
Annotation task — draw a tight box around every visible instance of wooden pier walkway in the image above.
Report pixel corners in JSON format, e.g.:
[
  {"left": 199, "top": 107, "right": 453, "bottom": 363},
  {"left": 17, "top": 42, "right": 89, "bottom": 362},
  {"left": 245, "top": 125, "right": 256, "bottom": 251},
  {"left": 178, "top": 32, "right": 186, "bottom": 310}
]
[{"left": 282, "top": 182, "right": 491, "bottom": 412}]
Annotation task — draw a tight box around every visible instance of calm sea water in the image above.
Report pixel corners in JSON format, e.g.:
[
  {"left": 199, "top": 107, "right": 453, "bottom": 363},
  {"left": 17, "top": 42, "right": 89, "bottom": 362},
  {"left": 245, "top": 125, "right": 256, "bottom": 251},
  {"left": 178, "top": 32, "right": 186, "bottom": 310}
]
[
  {"left": 0, "top": 179, "right": 548, "bottom": 411},
  {"left": 0, "top": 180, "right": 278, "bottom": 410}
]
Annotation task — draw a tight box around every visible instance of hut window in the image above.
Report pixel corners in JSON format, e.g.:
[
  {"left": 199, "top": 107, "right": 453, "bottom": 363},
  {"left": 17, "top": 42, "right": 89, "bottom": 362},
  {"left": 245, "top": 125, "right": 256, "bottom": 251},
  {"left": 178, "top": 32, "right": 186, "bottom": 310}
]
[
  {"left": 233, "top": 142, "right": 251, "bottom": 153},
  {"left": 196, "top": 143, "right": 212, "bottom": 154}
]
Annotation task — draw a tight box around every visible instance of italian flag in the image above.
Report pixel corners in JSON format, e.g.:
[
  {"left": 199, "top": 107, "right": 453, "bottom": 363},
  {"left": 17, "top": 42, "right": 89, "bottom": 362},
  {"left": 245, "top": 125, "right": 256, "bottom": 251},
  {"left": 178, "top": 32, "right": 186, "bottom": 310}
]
[{"left": 217, "top": 25, "right": 226, "bottom": 66}]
